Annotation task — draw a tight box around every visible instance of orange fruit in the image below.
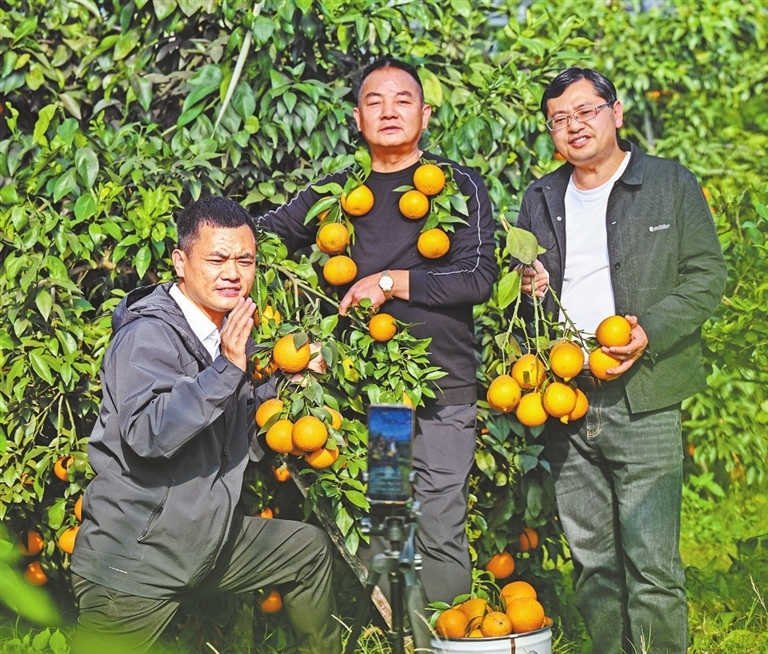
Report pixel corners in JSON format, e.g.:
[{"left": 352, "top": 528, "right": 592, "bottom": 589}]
[
  {"left": 258, "top": 507, "right": 274, "bottom": 519},
  {"left": 398, "top": 189, "right": 429, "bottom": 219},
  {"left": 516, "top": 392, "right": 548, "bottom": 427},
  {"left": 252, "top": 357, "right": 279, "bottom": 381},
  {"left": 53, "top": 456, "right": 73, "bottom": 482},
  {"left": 480, "top": 611, "right": 513, "bottom": 637},
  {"left": 23, "top": 561, "right": 48, "bottom": 586},
  {"left": 588, "top": 349, "right": 622, "bottom": 380},
  {"left": 323, "top": 255, "right": 357, "bottom": 286},
  {"left": 58, "top": 525, "right": 79, "bottom": 554},
  {"left": 568, "top": 388, "right": 589, "bottom": 422},
  {"left": 258, "top": 589, "right": 283, "bottom": 614},
  {"left": 417, "top": 228, "right": 450, "bottom": 259},
  {"left": 74, "top": 496, "right": 83, "bottom": 522},
  {"left": 506, "top": 597, "right": 546, "bottom": 634},
  {"left": 548, "top": 339, "right": 584, "bottom": 382},
  {"left": 542, "top": 615, "right": 553, "bottom": 627},
  {"left": 468, "top": 628, "right": 484, "bottom": 638},
  {"left": 516, "top": 528, "right": 539, "bottom": 552},
  {"left": 458, "top": 597, "right": 489, "bottom": 627},
  {"left": 259, "top": 305, "right": 282, "bottom": 327},
  {"left": 265, "top": 419, "right": 295, "bottom": 454},
  {"left": 291, "top": 415, "right": 328, "bottom": 452},
  {"left": 486, "top": 375, "right": 521, "bottom": 413},
  {"left": 316, "top": 222, "right": 350, "bottom": 254},
  {"left": 272, "top": 334, "right": 311, "bottom": 373},
  {"left": 543, "top": 382, "right": 578, "bottom": 421},
  {"left": 324, "top": 406, "right": 343, "bottom": 430},
  {"left": 500, "top": 580, "right": 537, "bottom": 606},
  {"left": 340, "top": 185, "right": 374, "bottom": 216},
  {"left": 305, "top": 446, "right": 340, "bottom": 469},
  {"left": 435, "top": 607, "right": 469, "bottom": 638},
  {"left": 272, "top": 463, "right": 291, "bottom": 482},
  {"left": 511, "top": 354, "right": 546, "bottom": 389},
  {"left": 595, "top": 315, "right": 631, "bottom": 348},
  {"left": 368, "top": 313, "right": 397, "bottom": 342},
  {"left": 484, "top": 551, "right": 515, "bottom": 580},
  {"left": 17, "top": 530, "right": 44, "bottom": 557},
  {"left": 256, "top": 398, "right": 285, "bottom": 428},
  {"left": 413, "top": 163, "right": 446, "bottom": 196}
]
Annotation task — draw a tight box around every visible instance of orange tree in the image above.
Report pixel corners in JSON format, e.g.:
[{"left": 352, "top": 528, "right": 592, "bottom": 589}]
[{"left": 1, "top": 0, "right": 766, "bottom": 650}]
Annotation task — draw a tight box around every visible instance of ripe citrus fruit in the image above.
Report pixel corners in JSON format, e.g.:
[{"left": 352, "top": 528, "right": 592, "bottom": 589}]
[
  {"left": 17, "top": 530, "right": 44, "bottom": 557},
  {"left": 259, "top": 305, "right": 281, "bottom": 327},
  {"left": 58, "top": 525, "right": 80, "bottom": 554},
  {"left": 53, "top": 456, "right": 73, "bottom": 482},
  {"left": 500, "top": 580, "right": 537, "bottom": 606},
  {"left": 595, "top": 315, "right": 631, "bottom": 348},
  {"left": 480, "top": 611, "right": 513, "bottom": 637},
  {"left": 417, "top": 228, "right": 450, "bottom": 258},
  {"left": 265, "top": 419, "right": 295, "bottom": 453},
  {"left": 74, "top": 496, "right": 83, "bottom": 522},
  {"left": 258, "top": 589, "right": 283, "bottom": 614},
  {"left": 305, "top": 446, "right": 340, "bottom": 469},
  {"left": 324, "top": 406, "right": 343, "bottom": 430},
  {"left": 272, "top": 463, "right": 291, "bottom": 482},
  {"left": 368, "top": 313, "right": 397, "bottom": 342},
  {"left": 24, "top": 561, "right": 48, "bottom": 586},
  {"left": 413, "top": 163, "right": 446, "bottom": 196},
  {"left": 435, "top": 607, "right": 469, "bottom": 638},
  {"left": 323, "top": 254, "right": 357, "bottom": 286},
  {"left": 256, "top": 398, "right": 284, "bottom": 428},
  {"left": 516, "top": 392, "right": 548, "bottom": 427},
  {"left": 588, "top": 349, "right": 622, "bottom": 380},
  {"left": 291, "top": 415, "right": 328, "bottom": 452},
  {"left": 486, "top": 375, "right": 521, "bottom": 413},
  {"left": 548, "top": 340, "right": 584, "bottom": 382},
  {"left": 316, "top": 222, "right": 350, "bottom": 254},
  {"left": 568, "top": 388, "right": 589, "bottom": 422},
  {"left": 272, "top": 334, "right": 311, "bottom": 373},
  {"left": 258, "top": 507, "right": 274, "bottom": 519},
  {"left": 458, "top": 597, "right": 489, "bottom": 627},
  {"left": 484, "top": 551, "right": 515, "bottom": 580},
  {"left": 252, "top": 357, "right": 279, "bottom": 381},
  {"left": 511, "top": 354, "right": 546, "bottom": 389},
  {"left": 516, "top": 528, "right": 539, "bottom": 553},
  {"left": 543, "top": 382, "right": 578, "bottom": 421},
  {"left": 341, "top": 185, "right": 374, "bottom": 216},
  {"left": 398, "top": 189, "right": 429, "bottom": 219},
  {"left": 468, "top": 628, "right": 484, "bottom": 638},
  {"left": 506, "top": 597, "right": 546, "bottom": 634}
]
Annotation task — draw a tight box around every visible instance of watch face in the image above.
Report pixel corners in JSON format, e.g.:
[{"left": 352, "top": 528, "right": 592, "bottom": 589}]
[{"left": 379, "top": 275, "right": 394, "bottom": 292}]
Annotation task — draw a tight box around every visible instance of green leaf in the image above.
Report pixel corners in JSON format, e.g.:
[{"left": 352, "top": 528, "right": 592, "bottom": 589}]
[
  {"left": 188, "top": 64, "right": 222, "bottom": 87},
  {"left": 33, "top": 105, "right": 57, "bottom": 147},
  {"left": 133, "top": 245, "right": 151, "bottom": 278},
  {"left": 53, "top": 169, "right": 78, "bottom": 203},
  {"left": 420, "top": 67, "right": 443, "bottom": 107},
  {"left": 152, "top": 0, "right": 177, "bottom": 20},
  {"left": 75, "top": 147, "right": 99, "bottom": 188},
  {"left": 74, "top": 194, "right": 96, "bottom": 222},
  {"left": 344, "top": 489, "right": 368, "bottom": 509},
  {"left": 113, "top": 31, "right": 137, "bottom": 61},
  {"left": 29, "top": 350, "right": 53, "bottom": 385},
  {"left": 505, "top": 226, "right": 540, "bottom": 265},
  {"left": 35, "top": 290, "right": 53, "bottom": 321},
  {"left": 497, "top": 270, "right": 520, "bottom": 310}
]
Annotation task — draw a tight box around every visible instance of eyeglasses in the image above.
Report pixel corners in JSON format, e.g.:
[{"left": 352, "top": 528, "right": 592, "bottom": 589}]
[{"left": 545, "top": 102, "right": 614, "bottom": 132}]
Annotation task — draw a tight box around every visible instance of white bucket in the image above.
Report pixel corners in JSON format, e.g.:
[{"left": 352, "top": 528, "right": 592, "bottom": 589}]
[{"left": 430, "top": 626, "right": 552, "bottom": 654}]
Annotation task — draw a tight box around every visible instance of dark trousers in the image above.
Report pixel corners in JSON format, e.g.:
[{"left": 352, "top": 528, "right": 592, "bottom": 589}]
[{"left": 72, "top": 516, "right": 341, "bottom": 654}]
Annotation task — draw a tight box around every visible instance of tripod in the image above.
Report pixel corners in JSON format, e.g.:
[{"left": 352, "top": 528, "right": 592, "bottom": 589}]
[{"left": 344, "top": 503, "right": 433, "bottom": 654}]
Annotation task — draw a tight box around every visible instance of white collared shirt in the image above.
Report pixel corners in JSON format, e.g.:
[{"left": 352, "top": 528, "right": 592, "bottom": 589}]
[{"left": 169, "top": 284, "right": 221, "bottom": 360}]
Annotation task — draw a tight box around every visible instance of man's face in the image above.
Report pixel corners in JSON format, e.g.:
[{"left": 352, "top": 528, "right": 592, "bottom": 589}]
[
  {"left": 172, "top": 223, "right": 256, "bottom": 328},
  {"left": 546, "top": 78, "right": 623, "bottom": 167},
  {"left": 353, "top": 67, "right": 431, "bottom": 154}
]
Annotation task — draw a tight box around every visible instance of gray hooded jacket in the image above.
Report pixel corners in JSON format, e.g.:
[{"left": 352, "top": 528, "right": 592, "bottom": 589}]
[{"left": 71, "top": 283, "right": 274, "bottom": 598}]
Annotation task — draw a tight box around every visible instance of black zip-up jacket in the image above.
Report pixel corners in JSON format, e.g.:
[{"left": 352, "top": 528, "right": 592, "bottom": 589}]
[
  {"left": 256, "top": 153, "right": 498, "bottom": 405},
  {"left": 71, "top": 283, "right": 274, "bottom": 598}
]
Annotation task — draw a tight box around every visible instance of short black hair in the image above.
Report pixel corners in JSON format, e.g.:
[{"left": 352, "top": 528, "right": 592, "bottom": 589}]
[
  {"left": 541, "top": 67, "right": 618, "bottom": 116},
  {"left": 357, "top": 57, "right": 424, "bottom": 104},
  {"left": 176, "top": 196, "right": 255, "bottom": 252}
]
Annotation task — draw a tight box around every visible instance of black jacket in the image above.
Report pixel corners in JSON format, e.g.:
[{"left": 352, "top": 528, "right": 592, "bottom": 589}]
[{"left": 71, "top": 283, "right": 274, "bottom": 598}]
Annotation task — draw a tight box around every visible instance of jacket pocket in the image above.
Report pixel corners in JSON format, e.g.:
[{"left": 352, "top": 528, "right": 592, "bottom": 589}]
[{"left": 137, "top": 482, "right": 172, "bottom": 542}]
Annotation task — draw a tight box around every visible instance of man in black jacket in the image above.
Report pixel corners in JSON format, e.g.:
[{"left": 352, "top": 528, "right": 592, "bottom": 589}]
[
  {"left": 70, "top": 196, "right": 340, "bottom": 653},
  {"left": 256, "top": 57, "right": 498, "bottom": 603}
]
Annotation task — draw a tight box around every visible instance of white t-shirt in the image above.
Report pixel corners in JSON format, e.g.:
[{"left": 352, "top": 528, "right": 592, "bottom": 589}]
[{"left": 560, "top": 152, "right": 631, "bottom": 334}]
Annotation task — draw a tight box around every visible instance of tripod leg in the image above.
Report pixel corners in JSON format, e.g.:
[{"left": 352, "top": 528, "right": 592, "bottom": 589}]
[
  {"left": 344, "top": 572, "right": 380, "bottom": 654},
  {"left": 404, "top": 569, "right": 434, "bottom": 653},
  {"left": 389, "top": 572, "right": 406, "bottom": 654}
]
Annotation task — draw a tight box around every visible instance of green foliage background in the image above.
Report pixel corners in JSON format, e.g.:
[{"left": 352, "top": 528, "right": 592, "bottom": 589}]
[{"left": 1, "top": 0, "right": 766, "bottom": 650}]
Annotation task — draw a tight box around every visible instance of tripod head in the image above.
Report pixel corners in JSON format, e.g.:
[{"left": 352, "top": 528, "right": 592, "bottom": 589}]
[{"left": 361, "top": 502, "right": 423, "bottom": 573}]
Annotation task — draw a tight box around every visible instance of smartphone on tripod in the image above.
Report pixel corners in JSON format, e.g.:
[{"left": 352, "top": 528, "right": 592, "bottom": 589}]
[{"left": 365, "top": 404, "right": 414, "bottom": 506}]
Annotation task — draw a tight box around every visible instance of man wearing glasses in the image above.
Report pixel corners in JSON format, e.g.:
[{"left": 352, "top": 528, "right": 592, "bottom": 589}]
[{"left": 515, "top": 68, "right": 725, "bottom": 653}]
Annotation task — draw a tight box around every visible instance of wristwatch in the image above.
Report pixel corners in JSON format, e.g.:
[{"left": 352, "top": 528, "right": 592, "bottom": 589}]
[{"left": 378, "top": 270, "right": 394, "bottom": 300}]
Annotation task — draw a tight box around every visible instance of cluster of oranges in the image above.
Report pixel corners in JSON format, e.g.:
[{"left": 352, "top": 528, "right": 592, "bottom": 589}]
[
  {"left": 435, "top": 580, "right": 551, "bottom": 640},
  {"left": 486, "top": 315, "right": 632, "bottom": 427},
  {"left": 401, "top": 163, "right": 452, "bottom": 260}
]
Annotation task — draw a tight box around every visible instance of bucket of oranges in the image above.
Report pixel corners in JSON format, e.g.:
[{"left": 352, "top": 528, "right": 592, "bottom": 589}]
[{"left": 430, "top": 581, "right": 552, "bottom": 654}]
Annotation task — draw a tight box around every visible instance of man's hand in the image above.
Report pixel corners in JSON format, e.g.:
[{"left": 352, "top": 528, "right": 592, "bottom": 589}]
[
  {"left": 518, "top": 260, "right": 549, "bottom": 297},
  {"left": 220, "top": 297, "right": 256, "bottom": 371},
  {"left": 604, "top": 315, "right": 648, "bottom": 376},
  {"left": 339, "top": 270, "right": 409, "bottom": 316}
]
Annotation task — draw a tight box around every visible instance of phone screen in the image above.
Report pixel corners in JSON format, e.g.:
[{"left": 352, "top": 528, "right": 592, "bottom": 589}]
[{"left": 366, "top": 404, "right": 414, "bottom": 504}]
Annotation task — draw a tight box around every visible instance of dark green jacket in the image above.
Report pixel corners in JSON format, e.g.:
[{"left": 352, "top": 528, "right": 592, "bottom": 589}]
[{"left": 517, "top": 140, "right": 726, "bottom": 413}]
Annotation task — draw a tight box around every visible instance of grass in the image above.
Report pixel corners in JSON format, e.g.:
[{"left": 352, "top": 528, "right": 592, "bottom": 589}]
[{"left": 2, "top": 479, "right": 766, "bottom": 653}]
